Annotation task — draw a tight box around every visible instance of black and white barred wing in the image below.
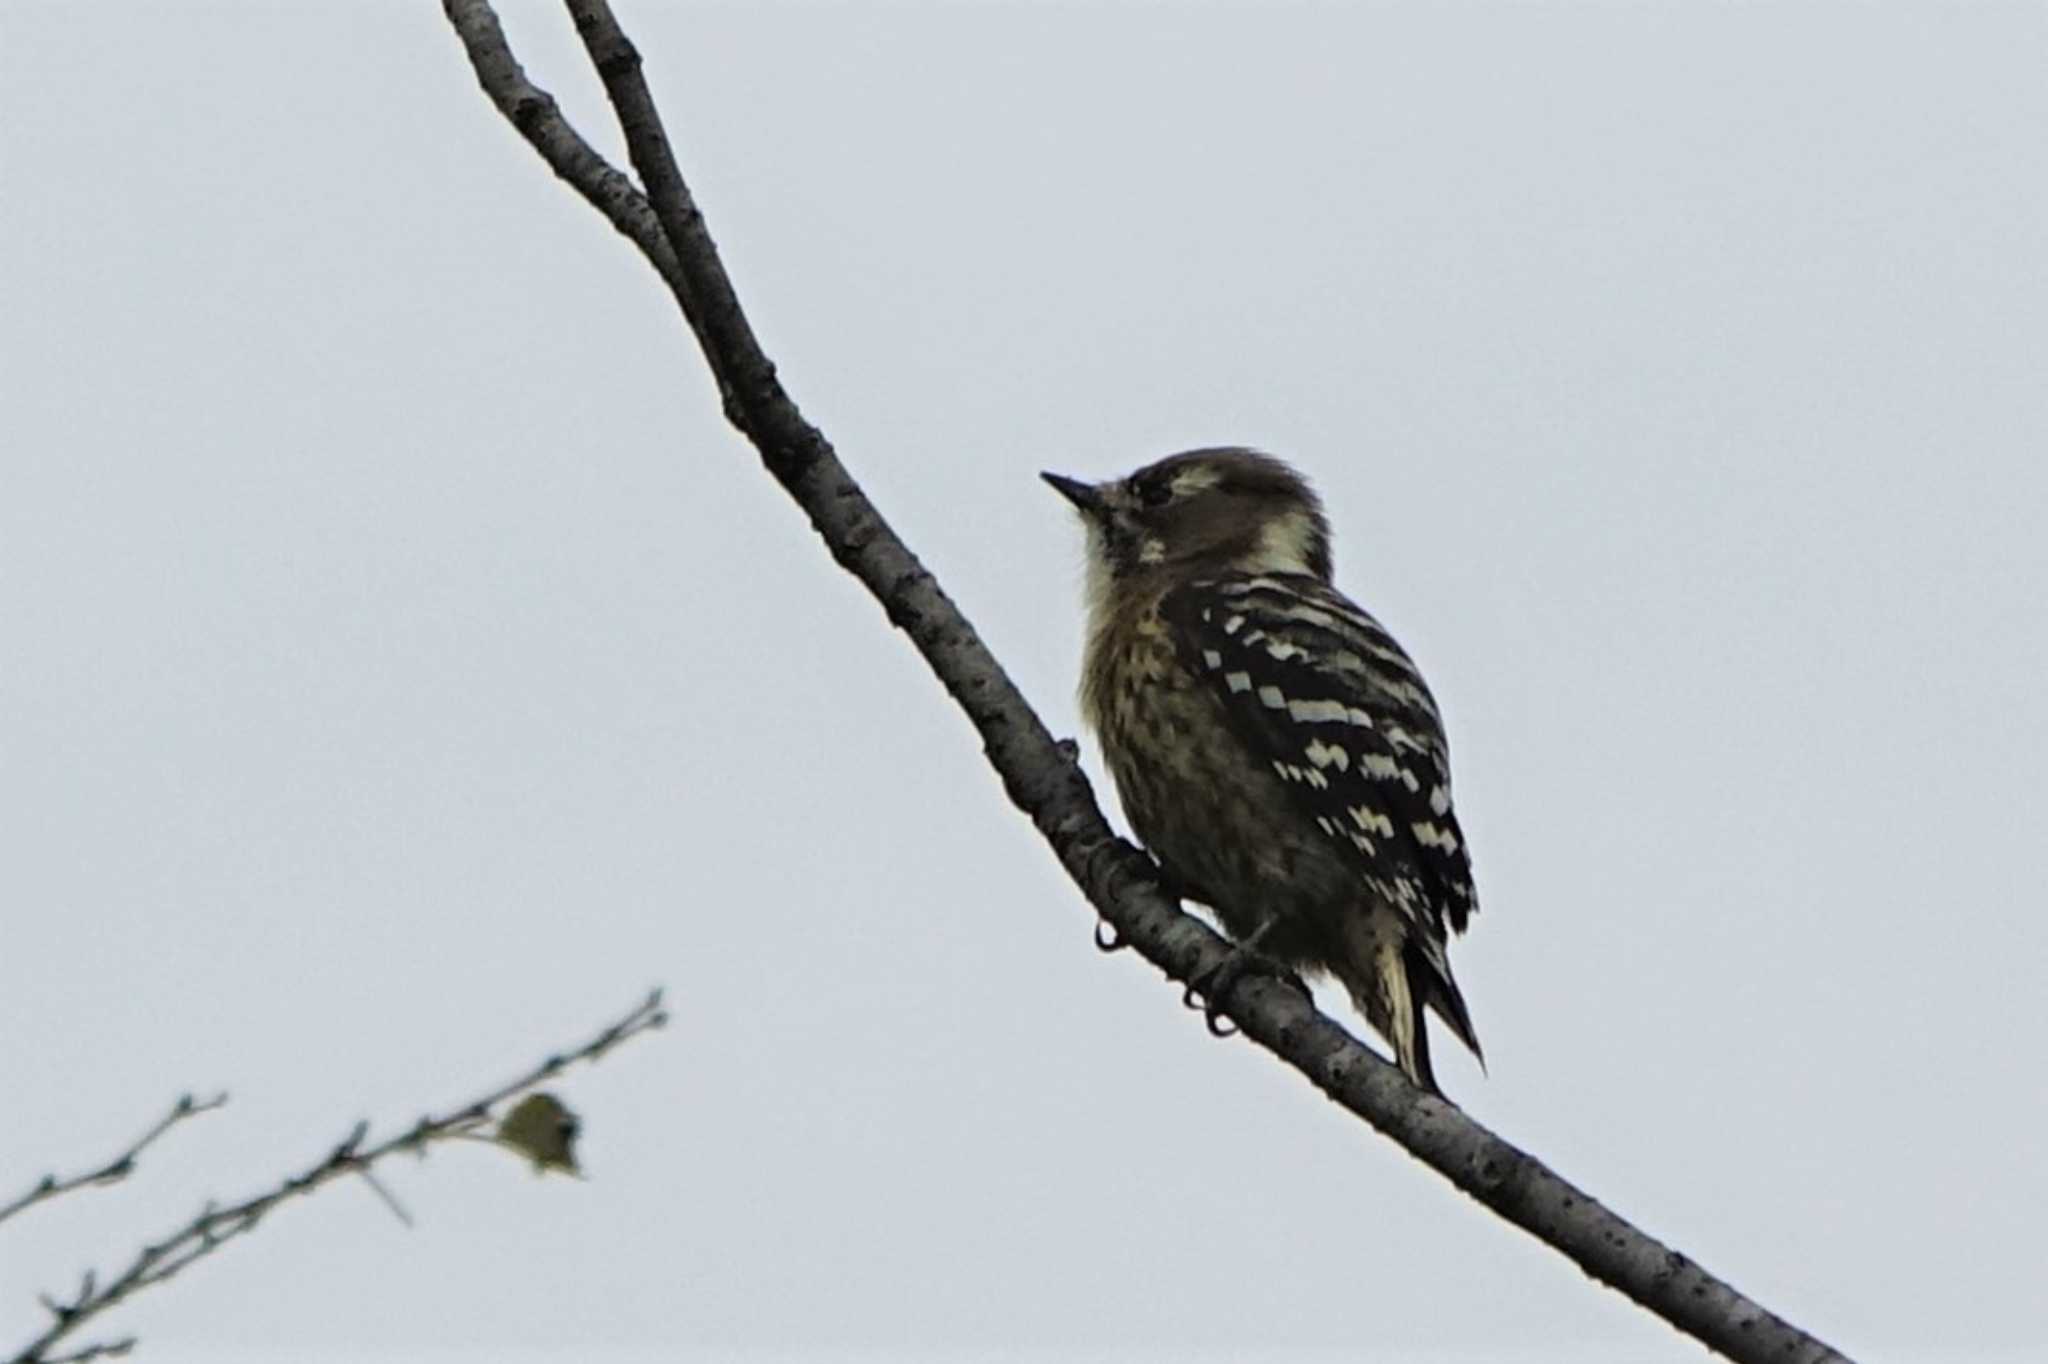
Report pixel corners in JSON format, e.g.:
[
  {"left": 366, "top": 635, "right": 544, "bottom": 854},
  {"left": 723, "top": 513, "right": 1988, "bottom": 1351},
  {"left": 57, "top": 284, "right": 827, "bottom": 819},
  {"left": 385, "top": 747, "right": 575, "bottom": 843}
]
[{"left": 1159, "top": 575, "right": 1477, "bottom": 933}]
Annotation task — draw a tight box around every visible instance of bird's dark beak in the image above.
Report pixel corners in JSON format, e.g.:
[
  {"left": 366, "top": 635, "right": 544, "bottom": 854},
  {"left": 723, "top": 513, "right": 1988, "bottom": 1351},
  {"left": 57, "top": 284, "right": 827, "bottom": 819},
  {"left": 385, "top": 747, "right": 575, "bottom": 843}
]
[{"left": 1041, "top": 471, "right": 1104, "bottom": 517}]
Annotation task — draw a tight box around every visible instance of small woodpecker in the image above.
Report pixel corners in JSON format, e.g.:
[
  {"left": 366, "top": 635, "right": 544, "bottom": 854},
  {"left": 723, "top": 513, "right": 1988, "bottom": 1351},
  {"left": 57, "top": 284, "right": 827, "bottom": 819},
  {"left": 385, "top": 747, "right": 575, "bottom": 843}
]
[{"left": 1045, "top": 447, "right": 1481, "bottom": 1093}]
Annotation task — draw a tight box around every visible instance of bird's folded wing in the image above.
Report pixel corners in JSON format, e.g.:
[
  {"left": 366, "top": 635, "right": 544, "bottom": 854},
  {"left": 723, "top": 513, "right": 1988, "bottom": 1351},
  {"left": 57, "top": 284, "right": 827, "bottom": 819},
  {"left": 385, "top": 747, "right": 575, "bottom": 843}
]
[{"left": 1159, "top": 575, "right": 1477, "bottom": 933}]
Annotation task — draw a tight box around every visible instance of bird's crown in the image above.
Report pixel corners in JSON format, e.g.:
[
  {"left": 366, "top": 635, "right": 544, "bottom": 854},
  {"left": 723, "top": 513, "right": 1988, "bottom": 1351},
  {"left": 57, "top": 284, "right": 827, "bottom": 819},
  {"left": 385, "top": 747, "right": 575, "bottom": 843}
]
[{"left": 1043, "top": 447, "right": 1332, "bottom": 584}]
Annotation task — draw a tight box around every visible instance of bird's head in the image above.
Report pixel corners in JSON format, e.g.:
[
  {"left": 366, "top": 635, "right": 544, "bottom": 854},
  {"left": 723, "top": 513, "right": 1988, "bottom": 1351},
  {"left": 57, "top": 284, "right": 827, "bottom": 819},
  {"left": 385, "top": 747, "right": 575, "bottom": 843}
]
[{"left": 1042, "top": 448, "right": 1332, "bottom": 597}]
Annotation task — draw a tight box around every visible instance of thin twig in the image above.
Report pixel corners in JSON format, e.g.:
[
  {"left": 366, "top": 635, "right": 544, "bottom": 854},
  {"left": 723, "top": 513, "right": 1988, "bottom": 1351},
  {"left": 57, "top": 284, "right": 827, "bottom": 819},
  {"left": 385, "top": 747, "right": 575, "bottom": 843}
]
[
  {"left": 1, "top": 1093, "right": 228, "bottom": 1229},
  {"left": 35, "top": 1339, "right": 133, "bottom": 1364},
  {"left": 441, "top": 5, "right": 1850, "bottom": 1360},
  {"left": 356, "top": 1169, "right": 414, "bottom": 1228},
  {"left": 7, "top": 989, "right": 665, "bottom": 1364}
]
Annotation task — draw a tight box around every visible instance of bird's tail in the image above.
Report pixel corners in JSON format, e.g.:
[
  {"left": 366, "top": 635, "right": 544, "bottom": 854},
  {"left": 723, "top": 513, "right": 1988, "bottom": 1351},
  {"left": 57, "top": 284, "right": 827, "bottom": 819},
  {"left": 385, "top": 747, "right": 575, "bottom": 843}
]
[{"left": 1340, "top": 912, "right": 1482, "bottom": 1096}]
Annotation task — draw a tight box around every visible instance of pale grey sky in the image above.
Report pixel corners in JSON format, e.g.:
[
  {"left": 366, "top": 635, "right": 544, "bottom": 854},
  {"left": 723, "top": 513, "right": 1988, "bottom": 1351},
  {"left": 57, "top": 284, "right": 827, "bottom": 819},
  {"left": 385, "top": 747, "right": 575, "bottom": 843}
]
[{"left": 5, "top": 3, "right": 2045, "bottom": 1361}]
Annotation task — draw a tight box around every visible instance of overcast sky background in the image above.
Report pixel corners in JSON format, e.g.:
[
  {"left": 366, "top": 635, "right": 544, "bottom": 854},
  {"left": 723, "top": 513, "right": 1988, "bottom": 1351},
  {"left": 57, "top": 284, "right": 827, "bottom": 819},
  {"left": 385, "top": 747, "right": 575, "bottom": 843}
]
[{"left": 4, "top": 3, "right": 2045, "bottom": 1361}]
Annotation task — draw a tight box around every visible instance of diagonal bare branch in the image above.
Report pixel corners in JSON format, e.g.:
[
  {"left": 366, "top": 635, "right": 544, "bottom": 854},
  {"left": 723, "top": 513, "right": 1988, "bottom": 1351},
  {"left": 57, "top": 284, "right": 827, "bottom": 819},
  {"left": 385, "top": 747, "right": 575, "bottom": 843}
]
[{"left": 441, "top": 4, "right": 1852, "bottom": 1360}]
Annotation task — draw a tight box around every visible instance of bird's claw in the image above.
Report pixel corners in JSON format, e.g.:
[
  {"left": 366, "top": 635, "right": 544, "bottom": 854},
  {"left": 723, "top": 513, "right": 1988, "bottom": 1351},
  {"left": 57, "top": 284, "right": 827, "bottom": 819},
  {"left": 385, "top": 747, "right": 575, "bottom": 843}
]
[
  {"left": 1180, "top": 977, "right": 1237, "bottom": 1035},
  {"left": 1183, "top": 945, "right": 1302, "bottom": 1038}
]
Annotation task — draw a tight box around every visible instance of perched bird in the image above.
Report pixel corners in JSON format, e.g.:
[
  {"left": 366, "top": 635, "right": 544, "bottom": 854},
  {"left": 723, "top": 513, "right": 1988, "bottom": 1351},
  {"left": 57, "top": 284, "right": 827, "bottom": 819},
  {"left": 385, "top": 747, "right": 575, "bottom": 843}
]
[{"left": 1044, "top": 448, "right": 1481, "bottom": 1093}]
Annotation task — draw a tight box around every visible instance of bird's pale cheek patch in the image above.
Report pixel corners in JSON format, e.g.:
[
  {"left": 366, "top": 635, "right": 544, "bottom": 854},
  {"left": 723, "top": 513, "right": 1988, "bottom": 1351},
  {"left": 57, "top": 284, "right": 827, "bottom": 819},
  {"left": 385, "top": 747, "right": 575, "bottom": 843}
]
[
  {"left": 1095, "top": 513, "right": 1155, "bottom": 579},
  {"left": 1244, "top": 509, "right": 1323, "bottom": 576}
]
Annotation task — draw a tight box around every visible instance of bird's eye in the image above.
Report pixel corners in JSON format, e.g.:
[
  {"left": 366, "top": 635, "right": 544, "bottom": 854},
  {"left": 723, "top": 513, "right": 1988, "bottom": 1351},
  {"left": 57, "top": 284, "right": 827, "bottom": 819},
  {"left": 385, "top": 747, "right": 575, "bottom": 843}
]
[{"left": 1134, "top": 477, "right": 1174, "bottom": 508}]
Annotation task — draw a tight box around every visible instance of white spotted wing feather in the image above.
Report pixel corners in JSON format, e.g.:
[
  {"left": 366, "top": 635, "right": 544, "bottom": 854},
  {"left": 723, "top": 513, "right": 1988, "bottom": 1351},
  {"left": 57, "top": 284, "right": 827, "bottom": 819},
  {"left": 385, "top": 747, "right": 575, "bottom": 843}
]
[{"left": 1160, "top": 574, "right": 1479, "bottom": 1011}]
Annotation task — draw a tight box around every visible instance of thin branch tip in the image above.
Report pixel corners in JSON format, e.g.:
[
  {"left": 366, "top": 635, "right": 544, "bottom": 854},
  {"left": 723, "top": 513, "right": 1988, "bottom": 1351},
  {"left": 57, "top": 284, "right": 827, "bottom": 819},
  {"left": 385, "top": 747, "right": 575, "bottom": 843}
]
[{"left": 2, "top": 1090, "right": 231, "bottom": 1230}]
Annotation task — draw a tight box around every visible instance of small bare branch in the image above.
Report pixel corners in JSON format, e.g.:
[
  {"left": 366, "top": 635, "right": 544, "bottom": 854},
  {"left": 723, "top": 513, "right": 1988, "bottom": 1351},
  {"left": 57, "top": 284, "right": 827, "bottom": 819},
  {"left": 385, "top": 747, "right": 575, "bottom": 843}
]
[
  {"left": 7, "top": 989, "right": 665, "bottom": 1364},
  {"left": 36, "top": 1338, "right": 133, "bottom": 1364},
  {"left": 356, "top": 1169, "right": 414, "bottom": 1228},
  {"left": 1, "top": 1093, "right": 228, "bottom": 1229}
]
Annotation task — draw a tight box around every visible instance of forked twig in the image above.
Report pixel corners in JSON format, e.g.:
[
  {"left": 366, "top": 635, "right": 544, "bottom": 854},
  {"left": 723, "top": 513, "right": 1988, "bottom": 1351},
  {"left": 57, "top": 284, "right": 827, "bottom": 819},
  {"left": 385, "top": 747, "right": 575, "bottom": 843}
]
[
  {"left": 7, "top": 989, "right": 665, "bottom": 1364},
  {"left": 2, "top": 1093, "right": 228, "bottom": 1229}
]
